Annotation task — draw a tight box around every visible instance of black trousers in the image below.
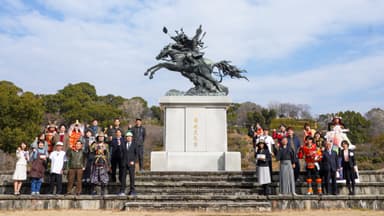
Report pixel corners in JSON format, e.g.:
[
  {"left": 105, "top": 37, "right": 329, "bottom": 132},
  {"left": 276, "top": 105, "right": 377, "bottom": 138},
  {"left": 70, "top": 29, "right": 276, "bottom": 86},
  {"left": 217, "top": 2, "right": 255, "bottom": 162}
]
[
  {"left": 111, "top": 155, "right": 123, "bottom": 182},
  {"left": 268, "top": 160, "right": 273, "bottom": 181},
  {"left": 323, "top": 169, "right": 337, "bottom": 195},
  {"left": 49, "top": 173, "right": 63, "bottom": 194},
  {"left": 138, "top": 145, "right": 144, "bottom": 170},
  {"left": 343, "top": 163, "right": 356, "bottom": 193},
  {"left": 294, "top": 161, "right": 300, "bottom": 181},
  {"left": 120, "top": 164, "right": 136, "bottom": 193}
]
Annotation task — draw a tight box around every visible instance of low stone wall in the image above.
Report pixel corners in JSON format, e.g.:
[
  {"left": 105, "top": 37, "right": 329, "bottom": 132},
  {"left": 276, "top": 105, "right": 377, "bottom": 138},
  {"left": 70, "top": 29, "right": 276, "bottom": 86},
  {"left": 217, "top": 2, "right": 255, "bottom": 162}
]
[{"left": 0, "top": 195, "right": 383, "bottom": 211}]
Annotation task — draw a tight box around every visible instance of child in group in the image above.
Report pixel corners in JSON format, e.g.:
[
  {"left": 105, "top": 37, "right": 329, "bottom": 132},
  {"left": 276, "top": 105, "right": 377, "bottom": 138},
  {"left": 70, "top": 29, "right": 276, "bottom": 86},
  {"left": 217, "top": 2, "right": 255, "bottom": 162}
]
[
  {"left": 66, "top": 140, "right": 86, "bottom": 195},
  {"left": 12, "top": 142, "right": 29, "bottom": 195},
  {"left": 49, "top": 141, "right": 66, "bottom": 195},
  {"left": 29, "top": 140, "right": 48, "bottom": 195}
]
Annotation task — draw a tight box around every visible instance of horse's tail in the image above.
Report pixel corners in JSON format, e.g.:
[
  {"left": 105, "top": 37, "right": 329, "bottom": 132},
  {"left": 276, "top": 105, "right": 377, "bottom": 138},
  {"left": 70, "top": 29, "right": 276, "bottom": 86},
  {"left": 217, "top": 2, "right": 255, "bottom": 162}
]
[{"left": 213, "top": 60, "right": 248, "bottom": 82}]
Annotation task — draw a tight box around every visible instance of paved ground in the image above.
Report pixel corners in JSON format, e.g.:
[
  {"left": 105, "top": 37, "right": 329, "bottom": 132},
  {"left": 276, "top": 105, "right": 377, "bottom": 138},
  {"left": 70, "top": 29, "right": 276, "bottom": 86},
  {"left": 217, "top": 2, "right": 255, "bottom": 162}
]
[{"left": 0, "top": 210, "right": 383, "bottom": 216}]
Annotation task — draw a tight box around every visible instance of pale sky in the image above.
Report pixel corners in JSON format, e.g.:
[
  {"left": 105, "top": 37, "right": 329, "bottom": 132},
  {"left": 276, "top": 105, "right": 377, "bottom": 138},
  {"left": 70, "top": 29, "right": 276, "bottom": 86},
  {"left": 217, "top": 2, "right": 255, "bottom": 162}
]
[{"left": 0, "top": 0, "right": 383, "bottom": 115}]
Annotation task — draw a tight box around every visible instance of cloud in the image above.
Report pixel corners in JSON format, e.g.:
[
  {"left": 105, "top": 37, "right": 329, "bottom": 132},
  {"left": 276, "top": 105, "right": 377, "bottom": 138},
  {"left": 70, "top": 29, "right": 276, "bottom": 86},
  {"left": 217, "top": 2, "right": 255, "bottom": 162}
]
[
  {"left": 226, "top": 52, "right": 384, "bottom": 114},
  {"left": 0, "top": 0, "right": 383, "bottom": 114}
]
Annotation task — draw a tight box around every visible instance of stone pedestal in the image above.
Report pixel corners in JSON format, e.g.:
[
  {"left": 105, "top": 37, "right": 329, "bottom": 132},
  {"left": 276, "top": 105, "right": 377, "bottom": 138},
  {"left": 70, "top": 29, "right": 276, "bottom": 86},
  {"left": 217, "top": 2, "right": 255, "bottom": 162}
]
[{"left": 150, "top": 96, "right": 241, "bottom": 171}]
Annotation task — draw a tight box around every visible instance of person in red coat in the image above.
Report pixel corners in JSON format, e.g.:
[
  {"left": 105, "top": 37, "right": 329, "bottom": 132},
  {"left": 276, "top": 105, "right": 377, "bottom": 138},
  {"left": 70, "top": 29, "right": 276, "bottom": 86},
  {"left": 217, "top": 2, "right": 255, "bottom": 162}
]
[{"left": 298, "top": 136, "right": 323, "bottom": 195}]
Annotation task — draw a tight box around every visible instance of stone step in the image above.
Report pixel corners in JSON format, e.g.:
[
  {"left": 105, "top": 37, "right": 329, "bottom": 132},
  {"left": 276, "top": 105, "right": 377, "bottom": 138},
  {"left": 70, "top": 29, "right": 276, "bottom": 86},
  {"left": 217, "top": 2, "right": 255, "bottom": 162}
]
[
  {"left": 1, "top": 181, "right": 383, "bottom": 196},
  {"left": 0, "top": 194, "right": 382, "bottom": 210},
  {"left": 124, "top": 201, "right": 272, "bottom": 211},
  {"left": 1, "top": 170, "right": 383, "bottom": 183}
]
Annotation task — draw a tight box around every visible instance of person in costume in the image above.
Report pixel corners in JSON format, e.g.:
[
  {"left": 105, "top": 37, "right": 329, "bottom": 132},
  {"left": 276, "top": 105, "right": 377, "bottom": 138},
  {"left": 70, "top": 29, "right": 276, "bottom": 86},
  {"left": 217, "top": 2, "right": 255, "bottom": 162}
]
[
  {"left": 314, "top": 131, "right": 325, "bottom": 150},
  {"left": 54, "top": 124, "right": 70, "bottom": 151},
  {"left": 45, "top": 123, "right": 58, "bottom": 154},
  {"left": 90, "top": 132, "right": 110, "bottom": 195},
  {"left": 272, "top": 124, "right": 287, "bottom": 147},
  {"left": 303, "top": 123, "right": 316, "bottom": 142},
  {"left": 68, "top": 120, "right": 84, "bottom": 150},
  {"left": 325, "top": 116, "right": 354, "bottom": 149},
  {"left": 298, "top": 136, "right": 323, "bottom": 195}
]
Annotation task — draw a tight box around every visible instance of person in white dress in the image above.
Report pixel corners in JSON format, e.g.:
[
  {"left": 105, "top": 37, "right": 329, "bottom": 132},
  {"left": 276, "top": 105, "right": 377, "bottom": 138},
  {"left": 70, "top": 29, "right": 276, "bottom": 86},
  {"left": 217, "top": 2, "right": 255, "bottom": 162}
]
[{"left": 12, "top": 142, "right": 29, "bottom": 195}]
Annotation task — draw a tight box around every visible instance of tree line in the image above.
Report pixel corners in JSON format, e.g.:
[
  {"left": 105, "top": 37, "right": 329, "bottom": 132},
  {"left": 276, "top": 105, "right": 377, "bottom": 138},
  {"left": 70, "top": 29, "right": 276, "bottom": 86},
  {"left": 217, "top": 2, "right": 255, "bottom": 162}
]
[{"left": 1, "top": 80, "right": 383, "bottom": 156}]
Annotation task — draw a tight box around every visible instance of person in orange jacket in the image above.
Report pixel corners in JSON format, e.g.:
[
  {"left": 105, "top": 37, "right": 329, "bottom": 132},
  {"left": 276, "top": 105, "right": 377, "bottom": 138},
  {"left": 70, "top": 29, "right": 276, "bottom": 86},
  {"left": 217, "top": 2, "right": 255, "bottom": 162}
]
[{"left": 298, "top": 136, "right": 323, "bottom": 195}]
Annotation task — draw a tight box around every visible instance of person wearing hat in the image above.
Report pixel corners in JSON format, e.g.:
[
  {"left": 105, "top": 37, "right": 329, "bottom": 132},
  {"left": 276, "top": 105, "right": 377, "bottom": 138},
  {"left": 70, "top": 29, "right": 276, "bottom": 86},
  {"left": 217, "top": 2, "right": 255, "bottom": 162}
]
[
  {"left": 48, "top": 141, "right": 66, "bottom": 195},
  {"left": 258, "top": 128, "right": 275, "bottom": 180},
  {"left": 328, "top": 116, "right": 346, "bottom": 131},
  {"left": 339, "top": 140, "right": 357, "bottom": 195},
  {"left": 66, "top": 140, "right": 86, "bottom": 195},
  {"left": 255, "top": 139, "right": 272, "bottom": 195},
  {"left": 45, "top": 123, "right": 58, "bottom": 154},
  {"left": 68, "top": 120, "right": 84, "bottom": 151},
  {"left": 118, "top": 131, "right": 138, "bottom": 196},
  {"left": 131, "top": 118, "right": 146, "bottom": 171},
  {"left": 298, "top": 136, "right": 323, "bottom": 195},
  {"left": 90, "top": 131, "right": 110, "bottom": 195}
]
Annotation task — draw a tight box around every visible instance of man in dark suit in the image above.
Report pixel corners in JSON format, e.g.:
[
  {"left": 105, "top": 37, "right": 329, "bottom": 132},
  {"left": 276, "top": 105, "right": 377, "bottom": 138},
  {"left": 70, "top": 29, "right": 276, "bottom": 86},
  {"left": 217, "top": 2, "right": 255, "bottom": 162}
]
[
  {"left": 321, "top": 141, "right": 338, "bottom": 195},
  {"left": 118, "top": 131, "right": 138, "bottom": 196},
  {"left": 110, "top": 129, "right": 125, "bottom": 183},
  {"left": 131, "top": 118, "right": 146, "bottom": 171}
]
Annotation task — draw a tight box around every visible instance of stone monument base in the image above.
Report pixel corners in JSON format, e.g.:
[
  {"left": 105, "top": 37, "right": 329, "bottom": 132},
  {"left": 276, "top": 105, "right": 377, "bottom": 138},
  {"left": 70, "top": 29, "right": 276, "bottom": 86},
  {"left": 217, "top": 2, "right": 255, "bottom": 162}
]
[
  {"left": 151, "top": 151, "right": 241, "bottom": 171},
  {"left": 150, "top": 96, "right": 241, "bottom": 172}
]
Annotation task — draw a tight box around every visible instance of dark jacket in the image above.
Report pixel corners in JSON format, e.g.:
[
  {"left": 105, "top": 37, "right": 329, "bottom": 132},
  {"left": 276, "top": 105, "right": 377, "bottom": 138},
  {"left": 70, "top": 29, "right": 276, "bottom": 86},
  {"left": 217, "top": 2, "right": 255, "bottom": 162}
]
[
  {"left": 110, "top": 137, "right": 125, "bottom": 159},
  {"left": 131, "top": 126, "right": 146, "bottom": 146},
  {"left": 122, "top": 140, "right": 138, "bottom": 167},
  {"left": 287, "top": 135, "right": 301, "bottom": 153},
  {"left": 321, "top": 149, "right": 338, "bottom": 172},
  {"left": 29, "top": 149, "right": 47, "bottom": 178},
  {"left": 255, "top": 148, "right": 271, "bottom": 167},
  {"left": 276, "top": 145, "right": 296, "bottom": 164},
  {"left": 339, "top": 149, "right": 356, "bottom": 169}
]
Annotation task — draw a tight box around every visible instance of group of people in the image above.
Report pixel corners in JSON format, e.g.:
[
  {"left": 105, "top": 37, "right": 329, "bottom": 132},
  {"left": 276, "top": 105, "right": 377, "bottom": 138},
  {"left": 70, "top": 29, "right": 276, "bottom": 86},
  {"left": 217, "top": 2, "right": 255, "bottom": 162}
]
[
  {"left": 250, "top": 116, "right": 358, "bottom": 196},
  {"left": 11, "top": 118, "right": 146, "bottom": 196}
]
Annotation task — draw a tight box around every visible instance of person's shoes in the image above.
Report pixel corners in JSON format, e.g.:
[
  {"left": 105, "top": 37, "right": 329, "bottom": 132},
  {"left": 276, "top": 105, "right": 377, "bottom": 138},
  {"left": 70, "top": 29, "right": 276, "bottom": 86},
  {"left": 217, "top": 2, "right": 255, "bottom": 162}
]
[
  {"left": 91, "top": 191, "right": 97, "bottom": 195},
  {"left": 36, "top": 192, "right": 40, "bottom": 195},
  {"left": 139, "top": 169, "right": 144, "bottom": 173},
  {"left": 118, "top": 192, "right": 126, "bottom": 196},
  {"left": 128, "top": 191, "right": 137, "bottom": 196},
  {"left": 31, "top": 192, "right": 36, "bottom": 195}
]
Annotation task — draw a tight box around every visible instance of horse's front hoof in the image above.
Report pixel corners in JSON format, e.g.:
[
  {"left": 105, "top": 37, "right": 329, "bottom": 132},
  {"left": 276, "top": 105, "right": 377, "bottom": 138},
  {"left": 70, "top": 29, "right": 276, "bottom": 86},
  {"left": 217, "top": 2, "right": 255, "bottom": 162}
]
[
  {"left": 149, "top": 75, "right": 154, "bottom": 79},
  {"left": 144, "top": 71, "right": 149, "bottom": 76}
]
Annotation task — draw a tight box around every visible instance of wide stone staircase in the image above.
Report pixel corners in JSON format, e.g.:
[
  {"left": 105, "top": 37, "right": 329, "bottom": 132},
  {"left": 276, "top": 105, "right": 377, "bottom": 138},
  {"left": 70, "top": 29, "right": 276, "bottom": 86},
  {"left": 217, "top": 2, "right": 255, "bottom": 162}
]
[{"left": 0, "top": 170, "right": 383, "bottom": 211}]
